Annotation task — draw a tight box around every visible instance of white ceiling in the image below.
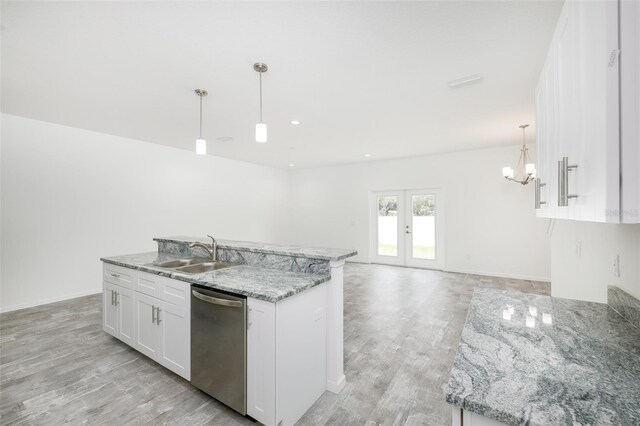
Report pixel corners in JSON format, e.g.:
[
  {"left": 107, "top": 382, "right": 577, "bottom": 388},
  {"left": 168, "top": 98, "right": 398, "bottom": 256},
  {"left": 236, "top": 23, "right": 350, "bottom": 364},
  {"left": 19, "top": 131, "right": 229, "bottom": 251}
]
[{"left": 1, "top": 1, "right": 562, "bottom": 169}]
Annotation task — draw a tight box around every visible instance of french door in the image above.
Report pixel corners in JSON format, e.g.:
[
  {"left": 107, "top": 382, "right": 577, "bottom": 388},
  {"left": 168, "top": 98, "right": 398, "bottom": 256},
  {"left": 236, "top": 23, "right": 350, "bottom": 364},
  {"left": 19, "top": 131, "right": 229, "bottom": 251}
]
[{"left": 370, "top": 189, "right": 444, "bottom": 270}]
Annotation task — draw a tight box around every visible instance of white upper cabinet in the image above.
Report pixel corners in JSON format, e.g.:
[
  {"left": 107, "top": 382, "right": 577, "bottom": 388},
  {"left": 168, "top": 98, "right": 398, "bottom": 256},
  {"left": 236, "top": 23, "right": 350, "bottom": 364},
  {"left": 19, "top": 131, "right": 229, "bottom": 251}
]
[
  {"left": 620, "top": 0, "right": 640, "bottom": 223},
  {"left": 536, "top": 0, "right": 639, "bottom": 223}
]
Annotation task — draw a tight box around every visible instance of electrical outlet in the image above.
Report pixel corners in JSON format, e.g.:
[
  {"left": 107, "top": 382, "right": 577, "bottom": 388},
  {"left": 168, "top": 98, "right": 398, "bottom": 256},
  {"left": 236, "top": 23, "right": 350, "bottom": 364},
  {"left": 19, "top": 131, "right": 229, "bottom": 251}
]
[{"left": 612, "top": 254, "right": 620, "bottom": 277}]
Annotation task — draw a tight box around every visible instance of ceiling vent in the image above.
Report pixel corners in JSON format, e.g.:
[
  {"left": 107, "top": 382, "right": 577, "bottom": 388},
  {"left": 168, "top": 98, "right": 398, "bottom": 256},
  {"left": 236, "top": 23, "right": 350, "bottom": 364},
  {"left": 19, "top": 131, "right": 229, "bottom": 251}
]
[{"left": 448, "top": 74, "right": 483, "bottom": 89}]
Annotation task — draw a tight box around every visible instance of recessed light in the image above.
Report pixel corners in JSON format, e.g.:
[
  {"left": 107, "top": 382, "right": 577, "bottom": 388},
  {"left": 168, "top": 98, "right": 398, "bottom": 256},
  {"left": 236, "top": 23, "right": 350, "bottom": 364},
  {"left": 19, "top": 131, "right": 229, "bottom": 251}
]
[
  {"left": 216, "top": 136, "right": 234, "bottom": 142},
  {"left": 364, "top": 154, "right": 371, "bottom": 158},
  {"left": 290, "top": 120, "right": 301, "bottom": 126},
  {"left": 289, "top": 163, "right": 295, "bottom": 167}
]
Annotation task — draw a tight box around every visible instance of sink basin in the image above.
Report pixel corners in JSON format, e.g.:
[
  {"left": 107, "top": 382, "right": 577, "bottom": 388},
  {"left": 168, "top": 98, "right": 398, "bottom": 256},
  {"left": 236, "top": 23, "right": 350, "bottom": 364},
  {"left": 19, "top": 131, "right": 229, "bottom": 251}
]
[
  {"left": 174, "top": 261, "right": 236, "bottom": 274},
  {"left": 152, "top": 258, "right": 208, "bottom": 268}
]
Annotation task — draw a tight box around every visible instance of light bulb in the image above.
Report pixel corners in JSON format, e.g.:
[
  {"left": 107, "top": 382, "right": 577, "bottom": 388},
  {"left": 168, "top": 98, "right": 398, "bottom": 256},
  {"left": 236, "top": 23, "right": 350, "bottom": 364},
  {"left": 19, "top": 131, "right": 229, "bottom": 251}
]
[
  {"left": 256, "top": 122, "right": 267, "bottom": 143},
  {"left": 502, "top": 167, "right": 514, "bottom": 178},
  {"left": 526, "top": 163, "right": 536, "bottom": 175},
  {"left": 196, "top": 138, "right": 207, "bottom": 155}
]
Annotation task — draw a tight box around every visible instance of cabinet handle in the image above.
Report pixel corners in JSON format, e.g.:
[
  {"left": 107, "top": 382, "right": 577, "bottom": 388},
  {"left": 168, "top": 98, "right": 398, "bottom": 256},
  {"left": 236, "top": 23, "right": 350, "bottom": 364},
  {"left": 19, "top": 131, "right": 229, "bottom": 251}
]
[
  {"left": 155, "top": 307, "right": 161, "bottom": 325},
  {"left": 110, "top": 273, "right": 120, "bottom": 278},
  {"left": 152, "top": 304, "right": 156, "bottom": 324},
  {"left": 557, "top": 160, "right": 564, "bottom": 207},
  {"left": 111, "top": 290, "right": 115, "bottom": 306},
  {"left": 192, "top": 290, "right": 243, "bottom": 308},
  {"left": 535, "top": 180, "right": 546, "bottom": 209},
  {"left": 558, "top": 157, "right": 578, "bottom": 206},
  {"left": 114, "top": 292, "right": 119, "bottom": 306}
]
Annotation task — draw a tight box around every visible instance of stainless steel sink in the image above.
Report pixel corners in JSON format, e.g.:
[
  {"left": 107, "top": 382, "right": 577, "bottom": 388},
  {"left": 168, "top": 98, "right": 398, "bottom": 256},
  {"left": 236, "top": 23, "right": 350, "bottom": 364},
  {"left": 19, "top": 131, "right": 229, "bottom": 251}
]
[
  {"left": 174, "top": 261, "right": 236, "bottom": 274},
  {"left": 152, "top": 258, "right": 209, "bottom": 268}
]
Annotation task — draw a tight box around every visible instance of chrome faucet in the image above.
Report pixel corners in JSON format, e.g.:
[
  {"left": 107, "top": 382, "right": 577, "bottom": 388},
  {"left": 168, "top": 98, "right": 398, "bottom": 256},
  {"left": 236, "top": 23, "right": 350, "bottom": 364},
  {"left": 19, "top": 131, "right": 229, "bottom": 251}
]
[{"left": 189, "top": 235, "right": 217, "bottom": 261}]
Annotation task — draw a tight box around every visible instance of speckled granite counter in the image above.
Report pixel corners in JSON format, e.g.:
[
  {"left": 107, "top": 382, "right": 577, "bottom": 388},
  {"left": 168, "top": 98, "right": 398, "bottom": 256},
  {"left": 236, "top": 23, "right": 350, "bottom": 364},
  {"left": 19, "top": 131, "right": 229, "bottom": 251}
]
[
  {"left": 100, "top": 252, "right": 330, "bottom": 303},
  {"left": 446, "top": 288, "right": 640, "bottom": 426},
  {"left": 154, "top": 236, "right": 358, "bottom": 261}
]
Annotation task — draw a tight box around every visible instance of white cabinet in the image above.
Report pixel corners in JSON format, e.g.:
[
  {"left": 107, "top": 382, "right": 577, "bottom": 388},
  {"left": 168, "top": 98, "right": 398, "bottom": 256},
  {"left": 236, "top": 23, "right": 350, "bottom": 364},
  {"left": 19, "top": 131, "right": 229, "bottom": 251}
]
[
  {"left": 103, "top": 282, "right": 119, "bottom": 337},
  {"left": 536, "top": 0, "right": 639, "bottom": 223},
  {"left": 247, "top": 283, "right": 327, "bottom": 426},
  {"left": 103, "top": 263, "right": 190, "bottom": 380},
  {"left": 103, "top": 281, "right": 135, "bottom": 346},
  {"left": 134, "top": 292, "right": 190, "bottom": 379},
  {"left": 158, "top": 300, "right": 190, "bottom": 378},
  {"left": 247, "top": 298, "right": 276, "bottom": 426},
  {"left": 134, "top": 292, "right": 162, "bottom": 360}
]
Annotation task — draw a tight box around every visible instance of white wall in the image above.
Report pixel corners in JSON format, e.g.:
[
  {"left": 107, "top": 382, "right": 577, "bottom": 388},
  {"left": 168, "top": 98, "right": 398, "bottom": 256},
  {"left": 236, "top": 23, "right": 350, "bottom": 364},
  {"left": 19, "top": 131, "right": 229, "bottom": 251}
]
[
  {"left": 0, "top": 114, "right": 291, "bottom": 312},
  {"left": 288, "top": 146, "right": 551, "bottom": 281},
  {"left": 550, "top": 220, "right": 640, "bottom": 303}
]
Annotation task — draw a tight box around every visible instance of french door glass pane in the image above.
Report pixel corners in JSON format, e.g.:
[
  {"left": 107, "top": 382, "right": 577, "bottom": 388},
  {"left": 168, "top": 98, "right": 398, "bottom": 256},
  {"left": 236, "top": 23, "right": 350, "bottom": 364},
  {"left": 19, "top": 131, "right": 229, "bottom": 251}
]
[
  {"left": 377, "top": 195, "right": 398, "bottom": 256},
  {"left": 411, "top": 194, "right": 435, "bottom": 260}
]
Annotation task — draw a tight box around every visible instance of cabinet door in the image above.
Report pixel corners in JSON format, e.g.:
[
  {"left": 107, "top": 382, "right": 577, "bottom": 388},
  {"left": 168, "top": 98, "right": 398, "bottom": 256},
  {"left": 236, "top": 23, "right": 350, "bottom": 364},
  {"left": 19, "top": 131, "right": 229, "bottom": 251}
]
[
  {"left": 247, "top": 298, "right": 276, "bottom": 426},
  {"left": 573, "top": 0, "right": 620, "bottom": 223},
  {"left": 158, "top": 301, "right": 190, "bottom": 380},
  {"left": 620, "top": 0, "right": 640, "bottom": 223},
  {"left": 535, "top": 43, "right": 556, "bottom": 218},
  {"left": 555, "top": 1, "right": 578, "bottom": 219},
  {"left": 103, "top": 283, "right": 119, "bottom": 338},
  {"left": 134, "top": 292, "right": 162, "bottom": 361},
  {"left": 117, "top": 287, "right": 135, "bottom": 346}
]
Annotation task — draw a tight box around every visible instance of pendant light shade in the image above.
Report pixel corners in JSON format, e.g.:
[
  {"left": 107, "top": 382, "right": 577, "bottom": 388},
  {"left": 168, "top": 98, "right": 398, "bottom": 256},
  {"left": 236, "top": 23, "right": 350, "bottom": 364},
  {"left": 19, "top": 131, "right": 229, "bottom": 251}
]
[
  {"left": 254, "top": 62, "right": 268, "bottom": 143},
  {"left": 194, "top": 89, "right": 208, "bottom": 155},
  {"left": 255, "top": 122, "right": 267, "bottom": 143},
  {"left": 196, "top": 138, "right": 207, "bottom": 155}
]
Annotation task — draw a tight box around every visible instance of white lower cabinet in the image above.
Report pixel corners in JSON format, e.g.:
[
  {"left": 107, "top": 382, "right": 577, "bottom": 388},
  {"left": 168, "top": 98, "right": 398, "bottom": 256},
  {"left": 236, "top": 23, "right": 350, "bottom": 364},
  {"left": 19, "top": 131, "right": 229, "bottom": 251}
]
[
  {"left": 103, "top": 263, "right": 190, "bottom": 381},
  {"left": 134, "top": 292, "right": 162, "bottom": 360},
  {"left": 158, "top": 300, "right": 190, "bottom": 379},
  {"left": 134, "top": 292, "right": 190, "bottom": 379},
  {"left": 247, "top": 283, "right": 327, "bottom": 426},
  {"left": 103, "top": 282, "right": 135, "bottom": 346}
]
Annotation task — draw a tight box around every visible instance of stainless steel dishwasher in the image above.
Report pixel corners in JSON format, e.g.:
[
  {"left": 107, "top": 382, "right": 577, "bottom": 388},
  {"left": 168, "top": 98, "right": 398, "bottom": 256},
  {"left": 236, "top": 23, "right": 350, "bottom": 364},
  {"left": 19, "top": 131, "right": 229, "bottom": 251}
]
[{"left": 191, "top": 285, "right": 247, "bottom": 415}]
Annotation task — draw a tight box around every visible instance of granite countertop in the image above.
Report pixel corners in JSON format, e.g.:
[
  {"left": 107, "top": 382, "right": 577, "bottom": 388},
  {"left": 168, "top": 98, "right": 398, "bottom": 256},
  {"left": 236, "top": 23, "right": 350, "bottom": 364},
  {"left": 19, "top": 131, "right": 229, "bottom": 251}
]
[
  {"left": 446, "top": 288, "right": 640, "bottom": 426},
  {"left": 100, "top": 252, "right": 330, "bottom": 303},
  {"left": 154, "top": 236, "right": 358, "bottom": 261}
]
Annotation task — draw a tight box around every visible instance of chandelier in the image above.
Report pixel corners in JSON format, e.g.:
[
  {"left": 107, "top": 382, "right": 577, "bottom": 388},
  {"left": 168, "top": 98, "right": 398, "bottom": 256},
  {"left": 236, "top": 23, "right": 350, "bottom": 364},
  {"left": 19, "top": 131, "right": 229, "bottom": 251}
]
[{"left": 502, "top": 124, "right": 536, "bottom": 185}]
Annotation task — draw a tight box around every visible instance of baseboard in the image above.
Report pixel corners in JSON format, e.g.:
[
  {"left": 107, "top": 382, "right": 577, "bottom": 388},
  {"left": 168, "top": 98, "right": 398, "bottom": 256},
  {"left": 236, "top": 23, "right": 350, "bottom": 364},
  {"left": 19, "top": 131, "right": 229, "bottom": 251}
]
[
  {"left": 326, "top": 375, "right": 346, "bottom": 394},
  {"left": 444, "top": 267, "right": 551, "bottom": 283},
  {"left": 0, "top": 288, "right": 102, "bottom": 314}
]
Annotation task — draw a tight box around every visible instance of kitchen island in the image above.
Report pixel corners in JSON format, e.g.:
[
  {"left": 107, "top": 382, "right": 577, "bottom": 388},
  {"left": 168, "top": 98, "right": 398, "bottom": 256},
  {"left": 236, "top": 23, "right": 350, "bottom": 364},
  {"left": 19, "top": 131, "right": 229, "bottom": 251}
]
[
  {"left": 101, "top": 236, "right": 357, "bottom": 426},
  {"left": 446, "top": 288, "right": 640, "bottom": 426}
]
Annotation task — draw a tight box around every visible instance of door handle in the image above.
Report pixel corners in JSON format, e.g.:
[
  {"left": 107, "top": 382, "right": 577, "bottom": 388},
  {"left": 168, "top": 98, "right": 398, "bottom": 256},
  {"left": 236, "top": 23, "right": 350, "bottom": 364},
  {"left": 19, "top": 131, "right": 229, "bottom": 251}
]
[
  {"left": 152, "top": 304, "right": 156, "bottom": 324},
  {"left": 192, "top": 290, "right": 243, "bottom": 308},
  {"left": 155, "top": 307, "right": 161, "bottom": 325}
]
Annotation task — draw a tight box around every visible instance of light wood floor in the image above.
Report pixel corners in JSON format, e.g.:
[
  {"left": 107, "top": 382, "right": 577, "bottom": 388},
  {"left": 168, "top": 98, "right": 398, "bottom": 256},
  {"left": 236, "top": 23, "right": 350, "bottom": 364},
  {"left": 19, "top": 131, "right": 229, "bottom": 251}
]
[{"left": 0, "top": 263, "right": 549, "bottom": 425}]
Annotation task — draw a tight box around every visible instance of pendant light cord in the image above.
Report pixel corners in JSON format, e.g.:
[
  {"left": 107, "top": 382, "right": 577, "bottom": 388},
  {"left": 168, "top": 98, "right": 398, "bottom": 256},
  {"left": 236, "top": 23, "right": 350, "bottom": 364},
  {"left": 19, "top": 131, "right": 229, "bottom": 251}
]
[
  {"left": 259, "top": 72, "right": 263, "bottom": 123},
  {"left": 199, "top": 93, "right": 203, "bottom": 139}
]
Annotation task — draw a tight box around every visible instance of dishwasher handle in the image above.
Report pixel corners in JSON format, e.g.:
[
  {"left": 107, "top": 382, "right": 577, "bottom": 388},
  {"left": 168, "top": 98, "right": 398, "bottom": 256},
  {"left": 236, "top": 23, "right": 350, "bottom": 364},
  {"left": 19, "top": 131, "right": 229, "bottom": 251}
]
[{"left": 192, "top": 289, "right": 243, "bottom": 308}]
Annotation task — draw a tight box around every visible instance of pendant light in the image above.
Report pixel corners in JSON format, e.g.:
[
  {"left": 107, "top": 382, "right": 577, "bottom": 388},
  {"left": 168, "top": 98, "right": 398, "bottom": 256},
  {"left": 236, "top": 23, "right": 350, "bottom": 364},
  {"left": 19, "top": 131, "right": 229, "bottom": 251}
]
[
  {"left": 502, "top": 124, "right": 536, "bottom": 185},
  {"left": 194, "top": 89, "right": 208, "bottom": 155},
  {"left": 254, "top": 63, "right": 268, "bottom": 143}
]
